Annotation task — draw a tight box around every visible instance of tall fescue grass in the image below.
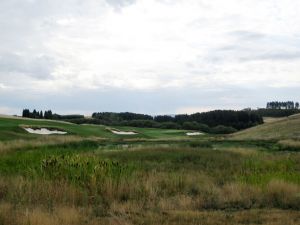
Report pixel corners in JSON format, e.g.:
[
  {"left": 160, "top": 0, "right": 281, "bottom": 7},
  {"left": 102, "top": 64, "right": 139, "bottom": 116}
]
[
  {"left": 1, "top": 203, "right": 299, "bottom": 225},
  {"left": 0, "top": 170, "right": 299, "bottom": 211},
  {"left": 0, "top": 136, "right": 85, "bottom": 154},
  {"left": 0, "top": 141, "right": 299, "bottom": 224},
  {"left": 41, "top": 154, "right": 134, "bottom": 185},
  {"left": 278, "top": 139, "right": 300, "bottom": 151}
]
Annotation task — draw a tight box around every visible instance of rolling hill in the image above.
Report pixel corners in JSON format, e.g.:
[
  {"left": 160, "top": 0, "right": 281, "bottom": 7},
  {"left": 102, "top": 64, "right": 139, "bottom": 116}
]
[{"left": 230, "top": 113, "right": 300, "bottom": 140}]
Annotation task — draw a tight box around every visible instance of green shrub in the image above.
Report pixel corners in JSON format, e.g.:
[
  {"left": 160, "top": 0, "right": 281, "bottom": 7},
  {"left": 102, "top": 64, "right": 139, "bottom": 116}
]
[
  {"left": 182, "top": 122, "right": 200, "bottom": 130},
  {"left": 188, "top": 141, "right": 212, "bottom": 148},
  {"left": 41, "top": 155, "right": 134, "bottom": 186},
  {"left": 160, "top": 122, "right": 181, "bottom": 129},
  {"left": 211, "top": 125, "right": 237, "bottom": 134}
]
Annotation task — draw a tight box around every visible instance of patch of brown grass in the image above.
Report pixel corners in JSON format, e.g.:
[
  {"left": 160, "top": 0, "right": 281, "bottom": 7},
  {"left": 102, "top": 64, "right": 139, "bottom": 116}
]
[
  {"left": 1, "top": 203, "right": 299, "bottom": 225},
  {"left": 264, "top": 180, "right": 300, "bottom": 209},
  {"left": 230, "top": 113, "right": 300, "bottom": 140},
  {"left": 221, "top": 147, "right": 259, "bottom": 156},
  {"left": 0, "top": 136, "right": 84, "bottom": 154},
  {"left": 278, "top": 139, "right": 300, "bottom": 150},
  {"left": 0, "top": 177, "right": 86, "bottom": 207},
  {"left": 130, "top": 209, "right": 300, "bottom": 225},
  {"left": 0, "top": 204, "right": 84, "bottom": 225},
  {"left": 0, "top": 175, "right": 300, "bottom": 224}
]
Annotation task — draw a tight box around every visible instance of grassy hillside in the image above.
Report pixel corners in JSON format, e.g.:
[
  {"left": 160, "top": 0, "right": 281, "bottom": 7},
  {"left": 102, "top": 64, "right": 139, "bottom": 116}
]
[
  {"left": 0, "top": 115, "right": 299, "bottom": 225},
  {"left": 230, "top": 114, "right": 300, "bottom": 140}
]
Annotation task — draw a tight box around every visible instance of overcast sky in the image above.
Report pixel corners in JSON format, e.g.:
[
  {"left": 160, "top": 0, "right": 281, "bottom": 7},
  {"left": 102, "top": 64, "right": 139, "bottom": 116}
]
[{"left": 1, "top": 0, "right": 300, "bottom": 115}]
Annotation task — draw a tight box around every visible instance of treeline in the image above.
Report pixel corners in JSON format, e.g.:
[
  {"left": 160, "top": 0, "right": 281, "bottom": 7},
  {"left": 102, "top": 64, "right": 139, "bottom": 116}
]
[
  {"left": 254, "top": 108, "right": 300, "bottom": 118},
  {"left": 266, "top": 101, "right": 299, "bottom": 110},
  {"left": 21, "top": 109, "right": 263, "bottom": 134},
  {"left": 246, "top": 101, "right": 300, "bottom": 118},
  {"left": 92, "top": 112, "right": 153, "bottom": 122},
  {"left": 21, "top": 101, "right": 300, "bottom": 134},
  {"left": 22, "top": 109, "right": 84, "bottom": 120},
  {"left": 88, "top": 110, "right": 263, "bottom": 134},
  {"left": 22, "top": 109, "right": 54, "bottom": 119}
]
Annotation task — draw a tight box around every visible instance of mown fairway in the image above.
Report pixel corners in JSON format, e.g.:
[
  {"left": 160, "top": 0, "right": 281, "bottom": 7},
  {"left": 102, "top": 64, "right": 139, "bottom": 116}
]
[
  {"left": 0, "top": 116, "right": 192, "bottom": 141},
  {"left": 0, "top": 116, "right": 299, "bottom": 225}
]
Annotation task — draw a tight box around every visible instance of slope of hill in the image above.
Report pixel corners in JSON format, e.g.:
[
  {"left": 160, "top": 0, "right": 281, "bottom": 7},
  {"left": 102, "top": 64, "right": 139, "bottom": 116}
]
[
  {"left": 230, "top": 113, "right": 300, "bottom": 140},
  {"left": 0, "top": 116, "right": 299, "bottom": 225}
]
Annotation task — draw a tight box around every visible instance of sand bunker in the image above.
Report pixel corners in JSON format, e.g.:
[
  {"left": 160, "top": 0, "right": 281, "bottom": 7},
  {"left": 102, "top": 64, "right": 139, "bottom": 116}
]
[
  {"left": 110, "top": 129, "right": 137, "bottom": 135},
  {"left": 24, "top": 128, "right": 67, "bottom": 135},
  {"left": 186, "top": 132, "right": 204, "bottom": 136}
]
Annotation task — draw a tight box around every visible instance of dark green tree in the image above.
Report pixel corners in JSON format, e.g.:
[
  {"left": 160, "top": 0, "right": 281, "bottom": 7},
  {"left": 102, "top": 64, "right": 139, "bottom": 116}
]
[
  {"left": 22, "top": 109, "right": 30, "bottom": 118},
  {"left": 32, "top": 109, "right": 38, "bottom": 118}
]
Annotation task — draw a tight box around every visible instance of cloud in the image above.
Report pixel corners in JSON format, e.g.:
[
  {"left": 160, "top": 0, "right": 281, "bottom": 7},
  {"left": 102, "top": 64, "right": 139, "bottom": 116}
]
[
  {"left": 0, "top": 83, "right": 7, "bottom": 89},
  {"left": 105, "top": 0, "right": 136, "bottom": 9},
  {"left": 212, "top": 30, "right": 300, "bottom": 64},
  {"left": 0, "top": 53, "right": 56, "bottom": 79},
  {"left": 229, "top": 30, "right": 266, "bottom": 41},
  {"left": 0, "top": 0, "right": 300, "bottom": 114},
  {"left": 250, "top": 51, "right": 300, "bottom": 61},
  {"left": 0, "top": 106, "right": 19, "bottom": 115}
]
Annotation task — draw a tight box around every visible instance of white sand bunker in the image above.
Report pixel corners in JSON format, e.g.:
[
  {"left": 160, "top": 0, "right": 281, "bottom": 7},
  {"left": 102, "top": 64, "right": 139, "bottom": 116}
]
[
  {"left": 24, "top": 128, "right": 67, "bottom": 135},
  {"left": 109, "top": 129, "right": 137, "bottom": 135},
  {"left": 186, "top": 132, "right": 204, "bottom": 136}
]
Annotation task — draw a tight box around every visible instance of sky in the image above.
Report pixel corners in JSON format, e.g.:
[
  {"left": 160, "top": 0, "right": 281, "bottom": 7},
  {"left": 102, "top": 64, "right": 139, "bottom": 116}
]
[{"left": 0, "top": 0, "right": 300, "bottom": 115}]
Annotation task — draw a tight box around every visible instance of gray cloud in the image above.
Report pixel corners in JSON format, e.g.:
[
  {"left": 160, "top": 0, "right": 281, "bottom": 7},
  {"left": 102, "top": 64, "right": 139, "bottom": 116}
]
[
  {"left": 0, "top": 53, "right": 56, "bottom": 79},
  {"left": 256, "top": 51, "right": 300, "bottom": 60},
  {"left": 215, "top": 46, "right": 300, "bottom": 62},
  {"left": 209, "top": 31, "right": 300, "bottom": 63},
  {"left": 239, "top": 51, "right": 300, "bottom": 62},
  {"left": 0, "top": 0, "right": 300, "bottom": 115},
  {"left": 105, "top": 0, "right": 136, "bottom": 8},
  {"left": 1, "top": 84, "right": 300, "bottom": 115},
  {"left": 229, "top": 30, "right": 266, "bottom": 41}
]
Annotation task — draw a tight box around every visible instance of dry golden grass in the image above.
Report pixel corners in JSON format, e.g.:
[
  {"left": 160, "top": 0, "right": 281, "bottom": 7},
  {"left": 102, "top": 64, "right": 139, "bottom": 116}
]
[
  {"left": 0, "top": 175, "right": 300, "bottom": 225},
  {"left": 0, "top": 147, "right": 299, "bottom": 225},
  {"left": 0, "top": 177, "right": 85, "bottom": 207},
  {"left": 1, "top": 203, "right": 299, "bottom": 225},
  {"left": 220, "top": 183, "right": 262, "bottom": 208},
  {"left": 263, "top": 117, "right": 286, "bottom": 123},
  {"left": 0, "top": 204, "right": 84, "bottom": 225},
  {"left": 278, "top": 139, "right": 300, "bottom": 149},
  {"left": 155, "top": 209, "right": 300, "bottom": 225},
  {"left": 221, "top": 147, "right": 259, "bottom": 156},
  {"left": 2, "top": 173, "right": 299, "bottom": 211},
  {"left": 264, "top": 180, "right": 300, "bottom": 209},
  {"left": 0, "top": 135, "right": 89, "bottom": 154},
  {"left": 230, "top": 113, "right": 300, "bottom": 140}
]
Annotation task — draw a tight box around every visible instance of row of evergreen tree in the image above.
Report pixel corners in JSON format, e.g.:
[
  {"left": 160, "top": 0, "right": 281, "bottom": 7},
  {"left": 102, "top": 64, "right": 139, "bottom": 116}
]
[
  {"left": 22, "top": 109, "right": 53, "bottom": 119},
  {"left": 92, "top": 110, "right": 263, "bottom": 131},
  {"left": 266, "top": 101, "right": 299, "bottom": 109},
  {"left": 22, "top": 109, "right": 84, "bottom": 120},
  {"left": 22, "top": 101, "right": 299, "bottom": 133}
]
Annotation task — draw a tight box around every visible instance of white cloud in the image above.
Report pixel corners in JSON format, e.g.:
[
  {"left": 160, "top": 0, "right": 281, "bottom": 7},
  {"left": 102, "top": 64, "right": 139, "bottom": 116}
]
[
  {"left": 1, "top": 0, "right": 300, "bottom": 113},
  {"left": 0, "top": 106, "right": 19, "bottom": 115},
  {"left": 0, "top": 83, "right": 7, "bottom": 89}
]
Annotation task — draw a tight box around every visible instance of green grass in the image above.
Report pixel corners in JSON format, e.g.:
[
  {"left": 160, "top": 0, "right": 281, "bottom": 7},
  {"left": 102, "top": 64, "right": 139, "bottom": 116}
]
[
  {"left": 0, "top": 116, "right": 300, "bottom": 225},
  {"left": 0, "top": 116, "right": 196, "bottom": 141},
  {"left": 0, "top": 117, "right": 114, "bottom": 140},
  {"left": 0, "top": 139, "right": 299, "bottom": 185}
]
